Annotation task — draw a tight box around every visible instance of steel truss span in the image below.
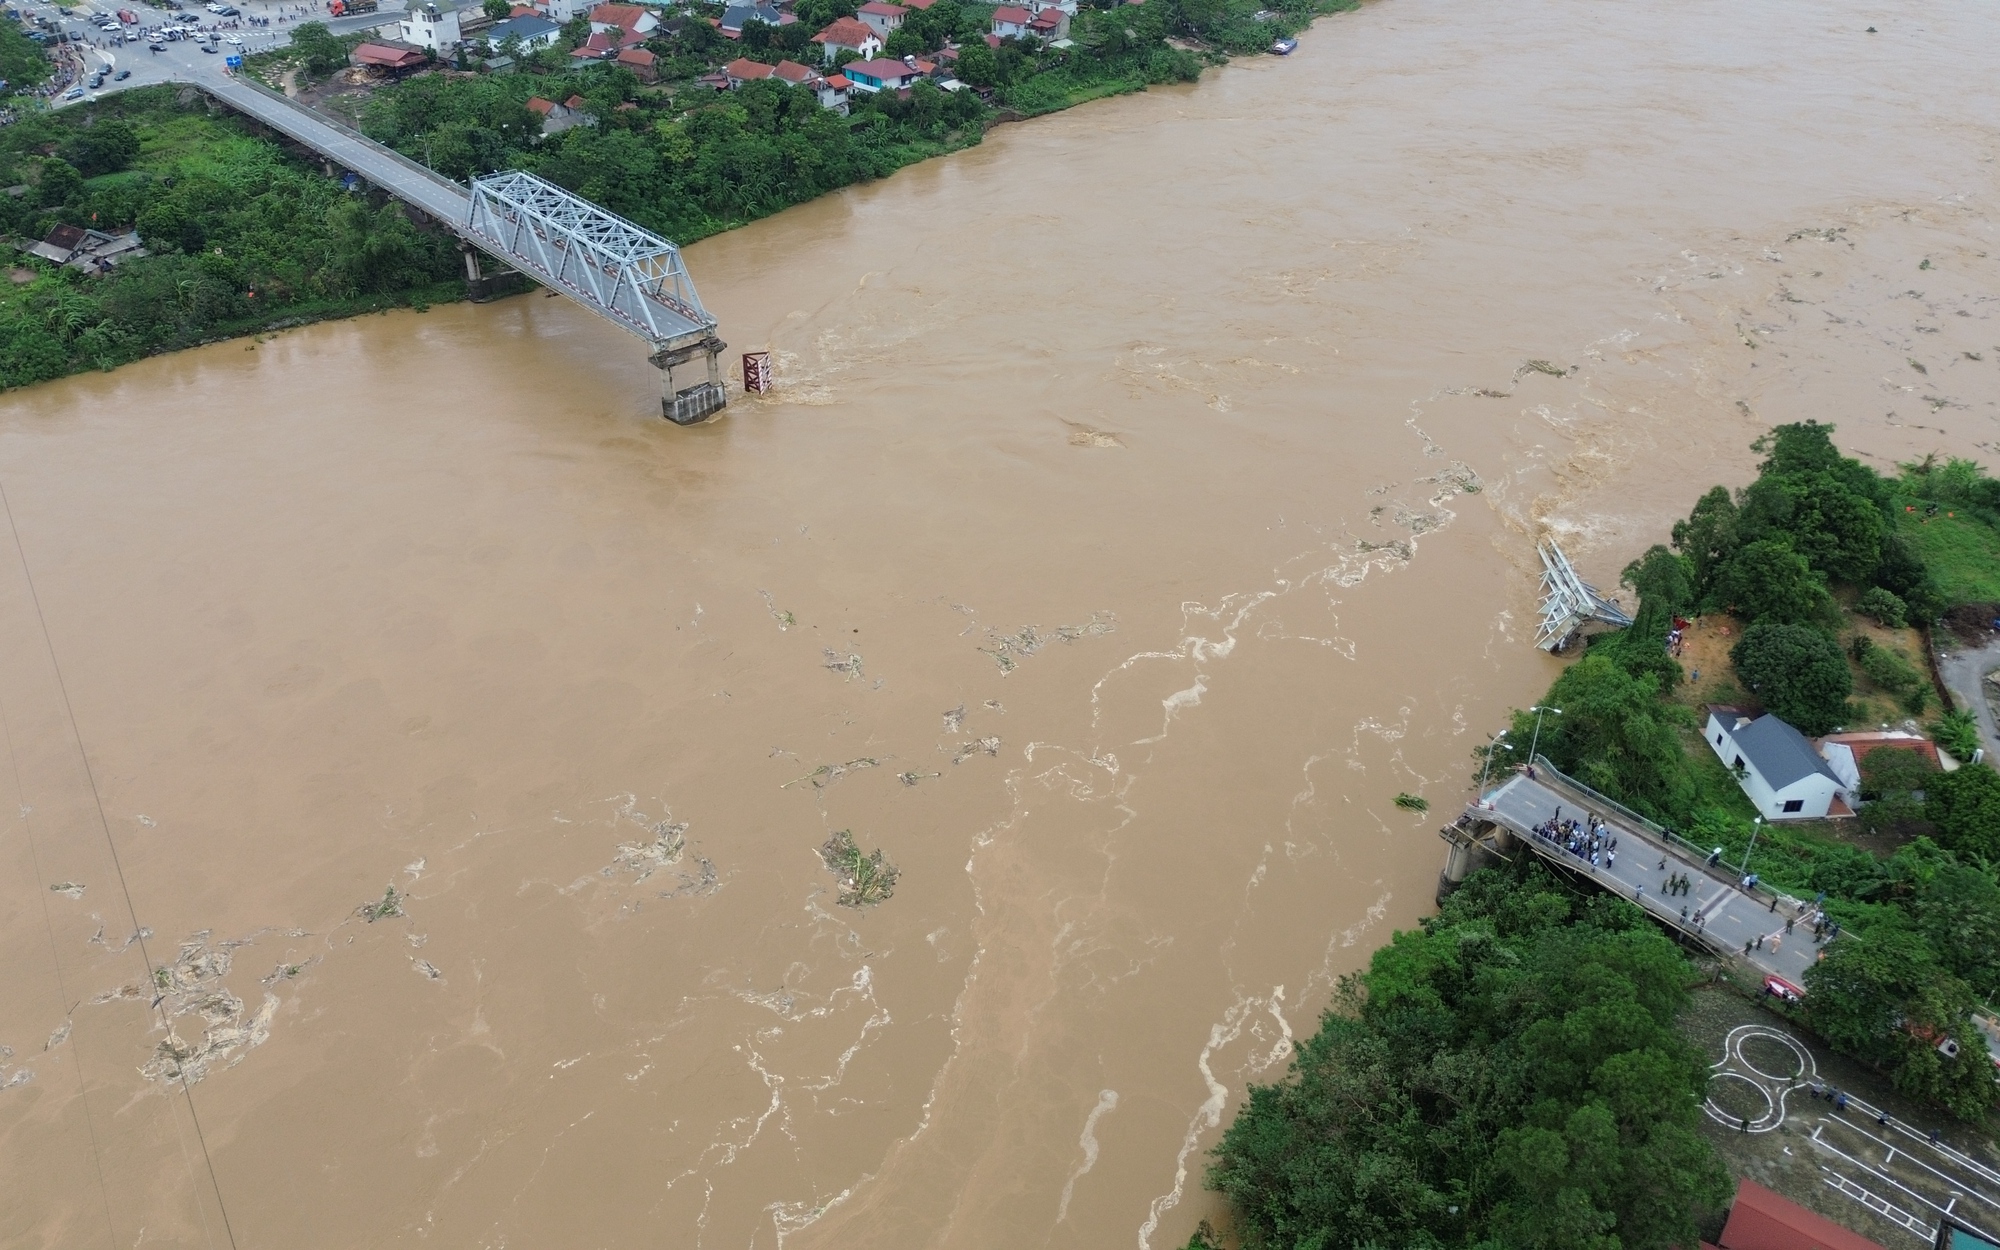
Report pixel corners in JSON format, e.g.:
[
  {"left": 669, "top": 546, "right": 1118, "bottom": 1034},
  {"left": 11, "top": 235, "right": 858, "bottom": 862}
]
[{"left": 465, "top": 170, "right": 714, "bottom": 350}]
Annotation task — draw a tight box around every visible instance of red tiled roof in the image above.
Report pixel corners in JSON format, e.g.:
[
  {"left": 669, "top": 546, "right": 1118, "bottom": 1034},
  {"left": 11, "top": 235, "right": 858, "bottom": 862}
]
[
  {"left": 564, "top": 93, "right": 588, "bottom": 108},
  {"left": 982, "top": 31, "right": 1000, "bottom": 45},
  {"left": 824, "top": 72, "right": 850, "bottom": 88},
  {"left": 1029, "top": 9, "right": 1060, "bottom": 27},
  {"left": 903, "top": 0, "right": 937, "bottom": 8},
  {"left": 771, "top": 58, "right": 815, "bottom": 83},
  {"left": 509, "top": 4, "right": 536, "bottom": 13},
  {"left": 525, "top": 94, "right": 556, "bottom": 113},
  {"left": 811, "top": 16, "right": 876, "bottom": 45},
  {"left": 43, "top": 223, "right": 87, "bottom": 251},
  {"left": 588, "top": 2, "right": 644, "bottom": 27},
  {"left": 616, "top": 45, "right": 656, "bottom": 64},
  {"left": 1719, "top": 1181, "right": 1888, "bottom": 1250},
  {"left": 991, "top": 5, "right": 1030, "bottom": 22},
  {"left": 723, "top": 56, "right": 774, "bottom": 78},
  {"left": 856, "top": 1, "right": 905, "bottom": 14}
]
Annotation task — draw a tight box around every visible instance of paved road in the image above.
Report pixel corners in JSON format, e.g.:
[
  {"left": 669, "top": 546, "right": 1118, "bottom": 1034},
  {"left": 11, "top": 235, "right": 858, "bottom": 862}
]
[
  {"left": 1936, "top": 635, "right": 2000, "bottom": 763},
  {"left": 1478, "top": 770, "right": 1824, "bottom": 985}
]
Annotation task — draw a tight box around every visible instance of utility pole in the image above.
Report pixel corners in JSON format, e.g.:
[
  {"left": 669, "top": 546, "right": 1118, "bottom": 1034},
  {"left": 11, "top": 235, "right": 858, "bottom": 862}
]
[
  {"left": 1527, "top": 705, "right": 1562, "bottom": 767},
  {"left": 1478, "top": 730, "right": 1508, "bottom": 798}
]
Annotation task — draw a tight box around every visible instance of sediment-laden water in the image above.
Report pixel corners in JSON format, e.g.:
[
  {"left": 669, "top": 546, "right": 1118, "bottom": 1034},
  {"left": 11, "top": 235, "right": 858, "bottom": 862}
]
[{"left": 3, "top": 0, "right": 1998, "bottom": 1245}]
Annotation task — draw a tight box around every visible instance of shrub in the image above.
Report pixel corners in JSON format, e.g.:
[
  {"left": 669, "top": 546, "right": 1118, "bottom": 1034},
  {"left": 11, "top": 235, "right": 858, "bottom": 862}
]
[
  {"left": 1860, "top": 642, "right": 1924, "bottom": 696},
  {"left": 1931, "top": 710, "right": 1981, "bottom": 761},
  {"left": 1926, "top": 764, "right": 2000, "bottom": 861},
  {"left": 1858, "top": 586, "right": 1909, "bottom": 628},
  {"left": 1731, "top": 621, "right": 1852, "bottom": 734}
]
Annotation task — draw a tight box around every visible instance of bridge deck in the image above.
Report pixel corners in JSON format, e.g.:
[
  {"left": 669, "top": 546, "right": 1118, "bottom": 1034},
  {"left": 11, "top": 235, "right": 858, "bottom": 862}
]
[{"left": 1472, "top": 769, "right": 1823, "bottom": 985}]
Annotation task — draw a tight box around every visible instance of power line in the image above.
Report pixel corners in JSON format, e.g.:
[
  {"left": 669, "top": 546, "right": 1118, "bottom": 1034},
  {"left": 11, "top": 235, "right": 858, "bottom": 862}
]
[{"left": 0, "top": 476, "right": 240, "bottom": 1250}]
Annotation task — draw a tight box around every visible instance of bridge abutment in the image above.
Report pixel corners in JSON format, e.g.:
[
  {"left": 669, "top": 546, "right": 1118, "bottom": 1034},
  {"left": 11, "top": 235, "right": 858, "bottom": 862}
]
[
  {"left": 459, "top": 245, "right": 527, "bottom": 303},
  {"left": 651, "top": 333, "right": 729, "bottom": 426}
]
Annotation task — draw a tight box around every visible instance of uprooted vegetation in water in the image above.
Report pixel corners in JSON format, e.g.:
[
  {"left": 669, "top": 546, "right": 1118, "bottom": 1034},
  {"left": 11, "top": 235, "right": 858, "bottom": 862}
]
[
  {"left": 357, "top": 885, "right": 404, "bottom": 923},
  {"left": 137, "top": 933, "right": 286, "bottom": 1086},
  {"left": 784, "top": 758, "right": 883, "bottom": 791},
  {"left": 977, "top": 612, "right": 1116, "bottom": 673},
  {"left": 820, "top": 830, "right": 899, "bottom": 908},
  {"left": 1393, "top": 792, "right": 1430, "bottom": 812},
  {"left": 1517, "top": 359, "right": 1574, "bottom": 379}
]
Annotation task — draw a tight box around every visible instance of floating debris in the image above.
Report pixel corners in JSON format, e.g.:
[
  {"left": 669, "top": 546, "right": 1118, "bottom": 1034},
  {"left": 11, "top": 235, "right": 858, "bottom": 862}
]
[
  {"left": 411, "top": 959, "right": 443, "bottom": 980},
  {"left": 1393, "top": 792, "right": 1430, "bottom": 813},
  {"left": 898, "top": 770, "right": 942, "bottom": 787},
  {"left": 823, "top": 648, "right": 864, "bottom": 681},
  {"left": 942, "top": 703, "right": 966, "bottom": 733},
  {"left": 1517, "top": 359, "right": 1572, "bottom": 378},
  {"left": 783, "top": 758, "right": 883, "bottom": 791},
  {"left": 607, "top": 819, "right": 688, "bottom": 882},
  {"left": 758, "top": 590, "right": 796, "bottom": 630},
  {"left": 1909, "top": 357, "right": 1928, "bottom": 374},
  {"left": 48, "top": 882, "right": 84, "bottom": 900},
  {"left": 0, "top": 1045, "right": 31, "bottom": 1091},
  {"left": 1471, "top": 388, "right": 1511, "bottom": 398},
  {"left": 45, "top": 1021, "right": 70, "bottom": 1051},
  {"left": 983, "top": 699, "right": 1006, "bottom": 714},
  {"left": 659, "top": 856, "right": 721, "bottom": 899},
  {"left": 978, "top": 613, "right": 1115, "bottom": 672},
  {"left": 952, "top": 736, "right": 1002, "bottom": 765},
  {"left": 134, "top": 936, "right": 281, "bottom": 1085},
  {"left": 358, "top": 885, "right": 404, "bottom": 923},
  {"left": 820, "top": 830, "right": 898, "bottom": 908}
]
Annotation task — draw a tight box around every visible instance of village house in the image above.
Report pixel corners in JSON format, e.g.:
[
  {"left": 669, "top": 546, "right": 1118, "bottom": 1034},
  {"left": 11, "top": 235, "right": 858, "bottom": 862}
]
[
  {"left": 770, "top": 58, "right": 817, "bottom": 86},
  {"left": 525, "top": 94, "right": 591, "bottom": 134},
  {"left": 25, "top": 223, "right": 144, "bottom": 274},
  {"left": 615, "top": 45, "right": 658, "bottom": 79},
  {"left": 989, "top": 4, "right": 1030, "bottom": 37},
  {"left": 1027, "top": 6, "right": 1067, "bottom": 39},
  {"left": 855, "top": 1, "right": 906, "bottom": 38},
  {"left": 1817, "top": 727, "right": 1946, "bottom": 810},
  {"left": 810, "top": 16, "right": 881, "bottom": 63},
  {"left": 816, "top": 71, "right": 851, "bottom": 113},
  {"left": 397, "top": 0, "right": 461, "bottom": 51},
  {"left": 841, "top": 55, "right": 922, "bottom": 92},
  {"left": 722, "top": 56, "right": 773, "bottom": 85},
  {"left": 348, "top": 39, "right": 429, "bottom": 70},
  {"left": 1704, "top": 706, "right": 1848, "bottom": 820},
  {"left": 484, "top": 13, "right": 561, "bottom": 48},
  {"left": 587, "top": 2, "right": 657, "bottom": 39},
  {"left": 719, "top": 0, "right": 789, "bottom": 35}
]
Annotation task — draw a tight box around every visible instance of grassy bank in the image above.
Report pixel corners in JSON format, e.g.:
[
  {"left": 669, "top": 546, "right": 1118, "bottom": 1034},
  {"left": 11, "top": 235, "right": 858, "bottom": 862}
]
[{"left": 0, "top": 86, "right": 464, "bottom": 388}]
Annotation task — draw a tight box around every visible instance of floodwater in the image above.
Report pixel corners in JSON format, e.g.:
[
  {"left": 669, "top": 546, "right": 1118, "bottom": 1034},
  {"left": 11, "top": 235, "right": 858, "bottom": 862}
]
[{"left": 3, "top": 0, "right": 1999, "bottom": 1244}]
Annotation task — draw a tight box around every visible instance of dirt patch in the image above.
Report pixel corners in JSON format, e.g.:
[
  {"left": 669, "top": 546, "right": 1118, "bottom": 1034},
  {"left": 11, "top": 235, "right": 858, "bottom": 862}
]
[
  {"left": 1671, "top": 614, "right": 1748, "bottom": 708},
  {"left": 9, "top": 267, "right": 35, "bottom": 285},
  {"left": 1942, "top": 602, "right": 2000, "bottom": 647}
]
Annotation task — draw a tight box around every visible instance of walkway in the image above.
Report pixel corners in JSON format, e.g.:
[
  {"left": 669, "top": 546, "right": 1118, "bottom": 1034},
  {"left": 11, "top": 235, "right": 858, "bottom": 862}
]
[
  {"left": 1469, "top": 767, "right": 1823, "bottom": 986},
  {"left": 1936, "top": 635, "right": 2000, "bottom": 764}
]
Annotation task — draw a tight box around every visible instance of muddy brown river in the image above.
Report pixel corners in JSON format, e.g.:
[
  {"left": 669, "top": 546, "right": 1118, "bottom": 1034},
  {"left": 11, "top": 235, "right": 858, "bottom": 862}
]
[{"left": 4, "top": 0, "right": 2000, "bottom": 1245}]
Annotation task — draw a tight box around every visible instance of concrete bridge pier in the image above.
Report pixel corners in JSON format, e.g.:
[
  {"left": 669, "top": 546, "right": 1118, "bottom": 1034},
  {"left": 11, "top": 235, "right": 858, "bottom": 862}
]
[
  {"left": 459, "top": 244, "right": 526, "bottom": 303},
  {"left": 651, "top": 332, "right": 729, "bottom": 425},
  {"left": 1437, "top": 816, "right": 1505, "bottom": 905}
]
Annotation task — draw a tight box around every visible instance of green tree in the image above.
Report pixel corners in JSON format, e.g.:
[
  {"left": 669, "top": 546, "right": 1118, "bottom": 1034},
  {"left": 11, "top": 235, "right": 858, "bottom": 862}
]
[
  {"left": 1857, "top": 586, "right": 1908, "bottom": 628},
  {"left": 1737, "top": 471, "right": 1884, "bottom": 584},
  {"left": 36, "top": 157, "right": 82, "bottom": 209},
  {"left": 953, "top": 36, "right": 1000, "bottom": 86},
  {"left": 1207, "top": 863, "right": 1730, "bottom": 1250},
  {"left": 1805, "top": 925, "right": 1998, "bottom": 1121},
  {"left": 1925, "top": 764, "right": 2000, "bottom": 861},
  {"left": 58, "top": 119, "right": 140, "bottom": 177},
  {"left": 290, "top": 21, "right": 352, "bottom": 77},
  {"left": 1711, "top": 539, "right": 1833, "bottom": 625},
  {"left": 1497, "top": 653, "right": 1700, "bottom": 824},
  {"left": 1730, "top": 620, "right": 1851, "bottom": 734},
  {"left": 1620, "top": 544, "right": 1693, "bottom": 614},
  {"left": 1670, "top": 485, "right": 1739, "bottom": 601},
  {"left": 483, "top": 0, "right": 512, "bottom": 19}
]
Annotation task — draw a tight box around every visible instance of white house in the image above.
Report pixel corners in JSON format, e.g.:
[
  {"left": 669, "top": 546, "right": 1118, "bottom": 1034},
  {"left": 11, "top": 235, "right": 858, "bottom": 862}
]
[
  {"left": 809, "top": 16, "right": 881, "bottom": 63},
  {"left": 855, "top": 0, "right": 906, "bottom": 38},
  {"left": 485, "top": 13, "right": 561, "bottom": 48},
  {"left": 990, "top": 3, "right": 1030, "bottom": 37},
  {"left": 397, "top": 0, "right": 461, "bottom": 50},
  {"left": 1704, "top": 706, "right": 1845, "bottom": 820}
]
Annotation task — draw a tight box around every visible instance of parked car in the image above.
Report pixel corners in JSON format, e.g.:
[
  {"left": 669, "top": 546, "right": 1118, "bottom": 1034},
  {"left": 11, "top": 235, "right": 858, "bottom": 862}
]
[
  {"left": 64, "top": 84, "right": 82, "bottom": 97},
  {"left": 199, "top": 39, "right": 214, "bottom": 49},
  {"left": 114, "top": 67, "right": 128, "bottom": 78}
]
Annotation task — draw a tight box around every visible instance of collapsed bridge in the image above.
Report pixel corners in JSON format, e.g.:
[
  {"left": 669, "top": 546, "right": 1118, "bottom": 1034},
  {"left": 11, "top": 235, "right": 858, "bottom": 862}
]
[{"left": 189, "top": 73, "right": 728, "bottom": 423}]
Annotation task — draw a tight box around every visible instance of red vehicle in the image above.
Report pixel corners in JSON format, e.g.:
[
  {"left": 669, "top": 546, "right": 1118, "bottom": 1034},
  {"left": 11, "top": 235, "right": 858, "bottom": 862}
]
[{"left": 116, "top": 8, "right": 137, "bottom": 21}]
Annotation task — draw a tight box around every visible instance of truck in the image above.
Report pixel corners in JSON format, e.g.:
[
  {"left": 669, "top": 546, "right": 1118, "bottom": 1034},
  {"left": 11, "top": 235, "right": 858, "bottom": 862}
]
[{"left": 326, "top": 0, "right": 376, "bottom": 14}]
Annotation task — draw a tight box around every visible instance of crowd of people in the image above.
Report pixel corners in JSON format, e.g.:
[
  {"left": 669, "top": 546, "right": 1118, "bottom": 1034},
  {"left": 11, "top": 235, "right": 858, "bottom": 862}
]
[{"left": 1530, "top": 806, "right": 1619, "bottom": 871}]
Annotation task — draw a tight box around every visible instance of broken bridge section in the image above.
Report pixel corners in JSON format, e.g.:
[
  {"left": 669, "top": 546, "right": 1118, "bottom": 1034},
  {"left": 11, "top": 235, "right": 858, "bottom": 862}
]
[
  {"left": 465, "top": 170, "right": 727, "bottom": 424},
  {"left": 188, "top": 76, "right": 728, "bottom": 424},
  {"left": 1535, "top": 539, "right": 1634, "bottom": 651}
]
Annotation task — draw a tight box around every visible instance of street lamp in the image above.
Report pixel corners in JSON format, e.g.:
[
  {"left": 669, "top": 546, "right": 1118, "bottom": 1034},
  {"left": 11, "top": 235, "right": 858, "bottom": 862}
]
[
  {"left": 1478, "top": 729, "right": 1508, "bottom": 797},
  {"left": 1741, "top": 816, "right": 1763, "bottom": 878},
  {"left": 1526, "top": 705, "right": 1562, "bottom": 767}
]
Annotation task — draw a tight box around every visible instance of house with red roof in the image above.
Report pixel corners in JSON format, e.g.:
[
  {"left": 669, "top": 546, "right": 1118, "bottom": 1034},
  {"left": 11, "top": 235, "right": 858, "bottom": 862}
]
[
  {"left": 525, "top": 94, "right": 588, "bottom": 134},
  {"left": 722, "top": 56, "right": 775, "bottom": 85},
  {"left": 855, "top": 0, "right": 906, "bottom": 37},
  {"left": 349, "top": 39, "right": 428, "bottom": 69},
  {"left": 770, "top": 58, "right": 817, "bottom": 86},
  {"left": 615, "top": 45, "right": 658, "bottom": 80},
  {"left": 990, "top": 4, "right": 1031, "bottom": 37},
  {"left": 587, "top": 2, "right": 656, "bottom": 38},
  {"left": 1027, "top": 7, "right": 1067, "bottom": 39},
  {"left": 810, "top": 15, "right": 881, "bottom": 63},
  {"left": 817, "top": 71, "right": 852, "bottom": 113}
]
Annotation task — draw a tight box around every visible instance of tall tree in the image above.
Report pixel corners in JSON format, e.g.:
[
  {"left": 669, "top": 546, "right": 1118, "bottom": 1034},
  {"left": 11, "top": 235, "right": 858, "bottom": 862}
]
[
  {"left": 1670, "top": 485, "right": 1738, "bottom": 601},
  {"left": 1730, "top": 620, "right": 1851, "bottom": 734}
]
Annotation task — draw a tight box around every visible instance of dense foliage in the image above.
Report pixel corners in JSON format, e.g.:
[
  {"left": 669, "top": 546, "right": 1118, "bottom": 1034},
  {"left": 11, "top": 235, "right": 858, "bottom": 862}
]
[
  {"left": 1729, "top": 621, "right": 1851, "bottom": 735},
  {"left": 0, "top": 88, "right": 461, "bottom": 387},
  {"left": 1207, "top": 863, "right": 1729, "bottom": 1250}
]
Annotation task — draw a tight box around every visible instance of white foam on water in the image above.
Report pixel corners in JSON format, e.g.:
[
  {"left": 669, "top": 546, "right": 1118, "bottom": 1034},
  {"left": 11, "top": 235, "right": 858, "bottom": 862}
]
[{"left": 1057, "top": 1089, "right": 1121, "bottom": 1223}]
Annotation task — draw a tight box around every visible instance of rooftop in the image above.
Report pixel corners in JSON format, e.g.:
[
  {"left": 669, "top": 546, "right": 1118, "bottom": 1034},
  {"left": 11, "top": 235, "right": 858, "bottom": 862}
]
[
  {"left": 1732, "top": 713, "right": 1843, "bottom": 791},
  {"left": 812, "top": 16, "right": 877, "bottom": 44},
  {"left": 856, "top": 1, "right": 906, "bottom": 14},
  {"left": 847, "top": 56, "right": 918, "bottom": 76}
]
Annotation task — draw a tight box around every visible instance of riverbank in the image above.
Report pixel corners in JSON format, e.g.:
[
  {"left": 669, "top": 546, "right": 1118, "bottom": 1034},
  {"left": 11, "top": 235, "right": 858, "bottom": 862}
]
[{"left": 0, "top": 0, "right": 1353, "bottom": 389}]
